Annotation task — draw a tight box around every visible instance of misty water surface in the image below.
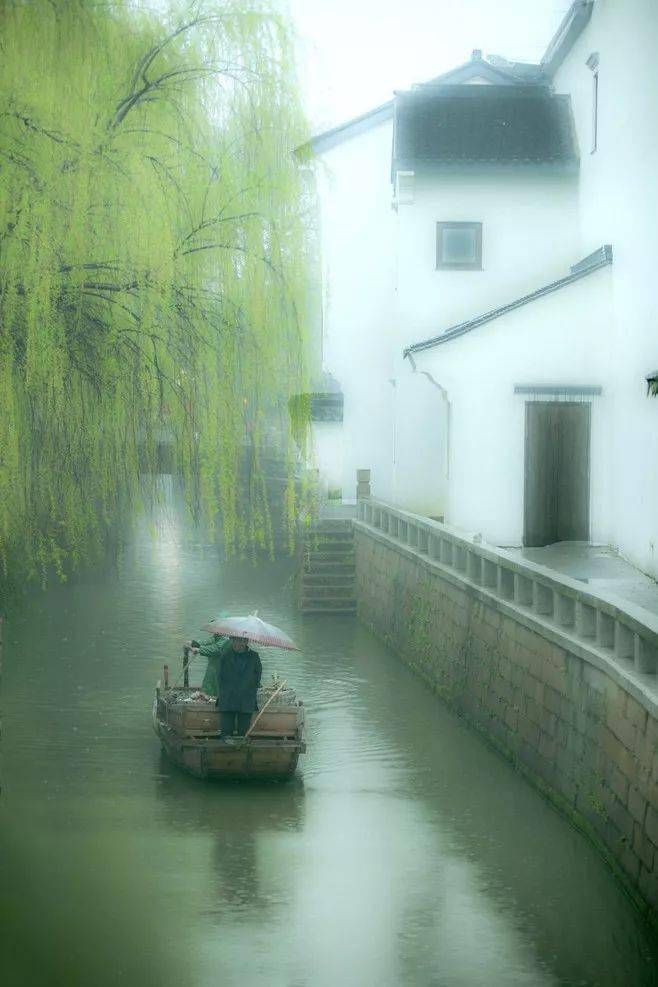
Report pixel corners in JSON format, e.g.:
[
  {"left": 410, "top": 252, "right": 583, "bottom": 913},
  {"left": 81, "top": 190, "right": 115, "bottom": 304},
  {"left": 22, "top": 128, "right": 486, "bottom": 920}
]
[{"left": 1, "top": 501, "right": 657, "bottom": 987}]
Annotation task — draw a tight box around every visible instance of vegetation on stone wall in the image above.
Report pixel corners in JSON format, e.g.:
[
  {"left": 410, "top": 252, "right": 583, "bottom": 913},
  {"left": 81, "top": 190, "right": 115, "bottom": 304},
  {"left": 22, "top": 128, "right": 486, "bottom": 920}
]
[{"left": 0, "top": 0, "right": 314, "bottom": 598}]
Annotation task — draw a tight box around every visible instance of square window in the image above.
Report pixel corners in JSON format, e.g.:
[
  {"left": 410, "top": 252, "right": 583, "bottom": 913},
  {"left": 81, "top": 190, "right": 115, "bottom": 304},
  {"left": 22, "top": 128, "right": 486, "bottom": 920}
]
[{"left": 436, "top": 221, "right": 482, "bottom": 270}]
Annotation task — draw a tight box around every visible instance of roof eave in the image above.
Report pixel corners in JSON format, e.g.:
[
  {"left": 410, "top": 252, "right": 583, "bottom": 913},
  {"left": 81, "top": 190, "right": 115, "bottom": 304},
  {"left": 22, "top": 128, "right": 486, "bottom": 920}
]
[
  {"left": 540, "top": 1, "right": 595, "bottom": 78},
  {"left": 403, "top": 245, "right": 612, "bottom": 358},
  {"left": 393, "top": 158, "right": 579, "bottom": 173},
  {"left": 300, "top": 102, "right": 394, "bottom": 157}
]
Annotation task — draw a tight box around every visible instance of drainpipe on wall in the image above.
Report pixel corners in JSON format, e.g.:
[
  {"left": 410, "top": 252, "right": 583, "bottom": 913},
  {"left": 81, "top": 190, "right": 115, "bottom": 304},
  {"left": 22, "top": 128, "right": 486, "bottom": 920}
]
[{"left": 405, "top": 351, "right": 451, "bottom": 480}]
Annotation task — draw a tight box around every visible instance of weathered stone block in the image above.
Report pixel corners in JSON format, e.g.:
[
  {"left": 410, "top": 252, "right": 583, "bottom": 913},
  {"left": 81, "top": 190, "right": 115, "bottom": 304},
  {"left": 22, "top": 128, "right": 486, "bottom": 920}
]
[
  {"left": 608, "top": 765, "right": 630, "bottom": 806},
  {"left": 607, "top": 708, "right": 638, "bottom": 754},
  {"left": 509, "top": 664, "right": 525, "bottom": 689},
  {"left": 571, "top": 707, "right": 589, "bottom": 737},
  {"left": 540, "top": 708, "right": 557, "bottom": 737},
  {"left": 580, "top": 737, "right": 605, "bottom": 779},
  {"left": 501, "top": 615, "right": 519, "bottom": 639},
  {"left": 494, "top": 677, "right": 514, "bottom": 706},
  {"left": 542, "top": 660, "right": 569, "bottom": 697},
  {"left": 518, "top": 741, "right": 552, "bottom": 785},
  {"left": 518, "top": 714, "right": 541, "bottom": 751},
  {"left": 515, "top": 624, "right": 541, "bottom": 652},
  {"left": 601, "top": 727, "right": 640, "bottom": 785},
  {"left": 524, "top": 695, "right": 542, "bottom": 728},
  {"left": 639, "top": 864, "right": 658, "bottom": 909},
  {"left": 618, "top": 845, "right": 641, "bottom": 884},
  {"left": 576, "top": 788, "right": 608, "bottom": 839},
  {"left": 555, "top": 717, "right": 570, "bottom": 749},
  {"left": 554, "top": 770, "right": 579, "bottom": 807},
  {"left": 543, "top": 686, "right": 562, "bottom": 716},
  {"left": 497, "top": 656, "right": 513, "bottom": 682},
  {"left": 482, "top": 605, "right": 501, "bottom": 629},
  {"left": 582, "top": 663, "right": 606, "bottom": 695},
  {"left": 477, "top": 621, "right": 501, "bottom": 649},
  {"left": 567, "top": 728, "right": 585, "bottom": 762},
  {"left": 605, "top": 795, "right": 635, "bottom": 845},
  {"left": 628, "top": 785, "right": 648, "bottom": 826},
  {"left": 505, "top": 705, "right": 519, "bottom": 732},
  {"left": 531, "top": 677, "right": 545, "bottom": 704},
  {"left": 539, "top": 732, "right": 558, "bottom": 762},
  {"left": 625, "top": 695, "right": 648, "bottom": 735},
  {"left": 646, "top": 804, "right": 658, "bottom": 848},
  {"left": 488, "top": 715, "right": 512, "bottom": 753},
  {"left": 645, "top": 715, "right": 658, "bottom": 751},
  {"left": 633, "top": 822, "right": 655, "bottom": 871}
]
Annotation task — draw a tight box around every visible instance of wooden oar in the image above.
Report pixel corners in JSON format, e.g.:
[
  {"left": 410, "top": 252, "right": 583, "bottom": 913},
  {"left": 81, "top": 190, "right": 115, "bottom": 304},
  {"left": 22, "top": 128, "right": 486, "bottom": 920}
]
[{"left": 244, "top": 680, "right": 288, "bottom": 739}]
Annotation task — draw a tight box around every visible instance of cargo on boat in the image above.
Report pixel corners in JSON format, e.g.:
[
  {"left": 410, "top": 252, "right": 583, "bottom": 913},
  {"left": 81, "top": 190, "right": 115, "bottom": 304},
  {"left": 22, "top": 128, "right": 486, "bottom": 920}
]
[{"left": 153, "top": 674, "right": 306, "bottom": 780}]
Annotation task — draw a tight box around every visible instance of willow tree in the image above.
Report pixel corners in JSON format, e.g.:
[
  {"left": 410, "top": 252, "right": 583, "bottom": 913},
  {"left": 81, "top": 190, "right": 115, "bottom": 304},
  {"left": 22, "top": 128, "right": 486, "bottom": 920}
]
[{"left": 0, "top": 0, "right": 315, "bottom": 597}]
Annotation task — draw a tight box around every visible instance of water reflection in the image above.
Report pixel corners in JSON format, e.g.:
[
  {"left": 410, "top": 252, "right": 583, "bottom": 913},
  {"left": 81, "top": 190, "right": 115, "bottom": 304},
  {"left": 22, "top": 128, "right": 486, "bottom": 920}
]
[
  {"left": 1, "top": 497, "right": 657, "bottom": 986},
  {"left": 155, "top": 761, "right": 305, "bottom": 915}
]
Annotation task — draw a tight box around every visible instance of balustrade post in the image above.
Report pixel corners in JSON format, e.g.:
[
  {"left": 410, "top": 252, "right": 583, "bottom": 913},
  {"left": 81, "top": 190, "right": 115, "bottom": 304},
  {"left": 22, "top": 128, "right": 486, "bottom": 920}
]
[
  {"left": 356, "top": 468, "right": 371, "bottom": 501},
  {"left": 635, "top": 636, "right": 658, "bottom": 675}
]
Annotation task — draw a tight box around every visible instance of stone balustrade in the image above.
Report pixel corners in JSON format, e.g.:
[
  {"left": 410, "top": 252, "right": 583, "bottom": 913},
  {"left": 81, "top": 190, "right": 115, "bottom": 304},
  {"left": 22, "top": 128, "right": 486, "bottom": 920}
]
[
  {"left": 354, "top": 496, "right": 658, "bottom": 919},
  {"left": 356, "top": 497, "right": 658, "bottom": 701}
]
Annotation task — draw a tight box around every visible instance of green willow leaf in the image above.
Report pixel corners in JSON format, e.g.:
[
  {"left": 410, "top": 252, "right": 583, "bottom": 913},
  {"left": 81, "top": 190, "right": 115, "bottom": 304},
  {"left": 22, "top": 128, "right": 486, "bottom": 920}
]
[{"left": 0, "top": 0, "right": 316, "bottom": 600}]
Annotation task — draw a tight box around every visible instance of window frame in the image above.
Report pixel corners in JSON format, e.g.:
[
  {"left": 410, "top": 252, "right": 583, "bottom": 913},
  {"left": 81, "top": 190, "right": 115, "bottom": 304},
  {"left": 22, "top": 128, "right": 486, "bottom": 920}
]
[{"left": 436, "top": 221, "right": 483, "bottom": 271}]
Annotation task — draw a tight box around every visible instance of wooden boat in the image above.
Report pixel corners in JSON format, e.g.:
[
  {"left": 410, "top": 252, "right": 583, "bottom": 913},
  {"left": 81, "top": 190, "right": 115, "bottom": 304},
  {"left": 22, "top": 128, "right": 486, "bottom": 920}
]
[{"left": 153, "top": 671, "right": 306, "bottom": 780}]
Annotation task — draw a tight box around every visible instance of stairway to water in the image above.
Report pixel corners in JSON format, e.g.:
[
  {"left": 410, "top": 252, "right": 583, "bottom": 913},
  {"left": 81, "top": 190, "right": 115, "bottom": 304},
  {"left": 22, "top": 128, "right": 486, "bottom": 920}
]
[{"left": 299, "top": 520, "right": 356, "bottom": 615}]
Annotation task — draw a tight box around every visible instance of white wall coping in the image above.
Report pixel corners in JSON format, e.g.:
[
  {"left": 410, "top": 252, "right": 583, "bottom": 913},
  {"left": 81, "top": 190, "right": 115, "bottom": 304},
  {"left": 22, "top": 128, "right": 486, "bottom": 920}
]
[{"left": 355, "top": 498, "right": 658, "bottom": 716}]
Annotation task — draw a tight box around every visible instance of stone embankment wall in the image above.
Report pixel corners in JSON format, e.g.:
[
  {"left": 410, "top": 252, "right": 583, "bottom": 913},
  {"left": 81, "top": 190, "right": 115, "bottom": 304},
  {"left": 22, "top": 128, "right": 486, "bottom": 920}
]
[{"left": 354, "top": 501, "right": 658, "bottom": 922}]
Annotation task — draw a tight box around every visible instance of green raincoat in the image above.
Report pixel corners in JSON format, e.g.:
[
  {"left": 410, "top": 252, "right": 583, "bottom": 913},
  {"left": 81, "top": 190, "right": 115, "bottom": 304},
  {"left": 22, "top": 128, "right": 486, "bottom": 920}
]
[{"left": 198, "top": 636, "right": 231, "bottom": 696}]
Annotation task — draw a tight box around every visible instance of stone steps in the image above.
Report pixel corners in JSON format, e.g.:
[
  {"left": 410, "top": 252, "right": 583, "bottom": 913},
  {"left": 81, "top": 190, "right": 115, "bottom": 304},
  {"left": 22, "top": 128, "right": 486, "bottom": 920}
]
[
  {"left": 303, "top": 538, "right": 354, "bottom": 552},
  {"left": 301, "top": 583, "right": 355, "bottom": 599},
  {"left": 304, "top": 554, "right": 355, "bottom": 568},
  {"left": 302, "top": 561, "right": 355, "bottom": 576},
  {"left": 300, "top": 599, "right": 357, "bottom": 615},
  {"left": 302, "top": 572, "right": 356, "bottom": 586},
  {"left": 300, "top": 521, "right": 356, "bottom": 615}
]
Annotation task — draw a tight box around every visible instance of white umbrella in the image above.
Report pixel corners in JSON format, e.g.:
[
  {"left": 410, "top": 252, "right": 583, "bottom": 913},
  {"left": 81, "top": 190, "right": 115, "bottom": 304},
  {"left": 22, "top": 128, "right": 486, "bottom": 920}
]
[{"left": 200, "top": 613, "right": 299, "bottom": 651}]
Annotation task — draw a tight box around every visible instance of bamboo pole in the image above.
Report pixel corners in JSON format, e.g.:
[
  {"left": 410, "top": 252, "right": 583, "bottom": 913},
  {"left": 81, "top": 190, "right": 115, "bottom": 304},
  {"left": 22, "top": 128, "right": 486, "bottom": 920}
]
[{"left": 244, "top": 680, "right": 288, "bottom": 739}]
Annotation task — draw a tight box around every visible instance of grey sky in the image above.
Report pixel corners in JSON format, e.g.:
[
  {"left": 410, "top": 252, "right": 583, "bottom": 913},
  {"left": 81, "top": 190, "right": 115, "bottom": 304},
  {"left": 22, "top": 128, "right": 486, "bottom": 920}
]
[{"left": 286, "top": 0, "right": 573, "bottom": 131}]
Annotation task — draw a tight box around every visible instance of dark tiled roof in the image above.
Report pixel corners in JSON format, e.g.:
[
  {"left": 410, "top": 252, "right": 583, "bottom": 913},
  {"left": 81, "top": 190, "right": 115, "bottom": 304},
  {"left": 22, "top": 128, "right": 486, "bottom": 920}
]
[
  {"left": 393, "top": 85, "right": 578, "bottom": 170},
  {"left": 422, "top": 53, "right": 546, "bottom": 87},
  {"left": 485, "top": 54, "right": 548, "bottom": 83},
  {"left": 404, "top": 246, "right": 612, "bottom": 358},
  {"left": 304, "top": 52, "right": 548, "bottom": 157}
]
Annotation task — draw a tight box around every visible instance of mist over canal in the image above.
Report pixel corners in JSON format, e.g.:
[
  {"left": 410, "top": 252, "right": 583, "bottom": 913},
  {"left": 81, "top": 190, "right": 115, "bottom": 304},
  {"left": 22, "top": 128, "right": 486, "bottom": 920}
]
[{"left": 1, "top": 501, "right": 657, "bottom": 987}]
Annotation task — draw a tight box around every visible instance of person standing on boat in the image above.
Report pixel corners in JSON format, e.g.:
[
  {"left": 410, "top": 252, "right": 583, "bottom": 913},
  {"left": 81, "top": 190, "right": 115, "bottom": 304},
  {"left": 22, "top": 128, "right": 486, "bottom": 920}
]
[
  {"left": 215, "top": 636, "right": 262, "bottom": 739},
  {"left": 189, "top": 632, "right": 231, "bottom": 697}
]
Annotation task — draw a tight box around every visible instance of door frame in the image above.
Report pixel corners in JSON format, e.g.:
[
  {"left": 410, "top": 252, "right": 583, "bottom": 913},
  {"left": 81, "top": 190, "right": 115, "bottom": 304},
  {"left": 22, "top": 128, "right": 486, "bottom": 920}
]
[{"left": 522, "top": 399, "right": 592, "bottom": 548}]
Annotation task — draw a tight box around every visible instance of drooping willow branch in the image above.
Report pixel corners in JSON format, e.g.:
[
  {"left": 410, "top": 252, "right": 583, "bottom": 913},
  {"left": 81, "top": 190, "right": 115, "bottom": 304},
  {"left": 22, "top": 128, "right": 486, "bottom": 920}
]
[{"left": 0, "top": 0, "right": 317, "bottom": 600}]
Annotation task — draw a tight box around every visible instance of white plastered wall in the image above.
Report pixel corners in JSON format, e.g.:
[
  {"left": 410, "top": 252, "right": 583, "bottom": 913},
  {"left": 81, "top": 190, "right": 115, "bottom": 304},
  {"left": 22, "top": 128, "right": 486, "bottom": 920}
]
[
  {"left": 413, "top": 267, "right": 615, "bottom": 547},
  {"left": 315, "top": 120, "right": 397, "bottom": 502},
  {"left": 552, "top": 0, "right": 658, "bottom": 576},
  {"left": 312, "top": 421, "right": 344, "bottom": 497},
  {"left": 393, "top": 165, "right": 582, "bottom": 525},
  {"left": 395, "top": 168, "right": 581, "bottom": 349}
]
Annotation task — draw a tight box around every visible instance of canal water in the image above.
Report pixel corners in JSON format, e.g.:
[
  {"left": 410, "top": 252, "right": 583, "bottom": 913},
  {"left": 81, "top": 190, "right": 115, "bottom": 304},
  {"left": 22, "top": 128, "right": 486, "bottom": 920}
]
[{"left": 2, "top": 503, "right": 657, "bottom": 987}]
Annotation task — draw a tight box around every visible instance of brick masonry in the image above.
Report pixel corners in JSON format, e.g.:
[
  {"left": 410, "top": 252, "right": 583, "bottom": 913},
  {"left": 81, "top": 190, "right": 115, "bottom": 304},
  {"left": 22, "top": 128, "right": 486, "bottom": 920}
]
[{"left": 355, "top": 526, "right": 658, "bottom": 922}]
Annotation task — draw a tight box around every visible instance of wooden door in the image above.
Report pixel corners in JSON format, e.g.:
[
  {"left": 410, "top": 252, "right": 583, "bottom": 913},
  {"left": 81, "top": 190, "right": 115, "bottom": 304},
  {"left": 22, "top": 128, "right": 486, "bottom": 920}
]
[{"left": 524, "top": 402, "right": 590, "bottom": 547}]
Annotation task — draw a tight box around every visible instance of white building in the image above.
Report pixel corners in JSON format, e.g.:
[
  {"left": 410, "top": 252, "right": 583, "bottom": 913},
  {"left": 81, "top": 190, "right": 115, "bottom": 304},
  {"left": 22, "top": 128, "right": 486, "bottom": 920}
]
[{"left": 309, "top": 0, "right": 658, "bottom": 579}]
